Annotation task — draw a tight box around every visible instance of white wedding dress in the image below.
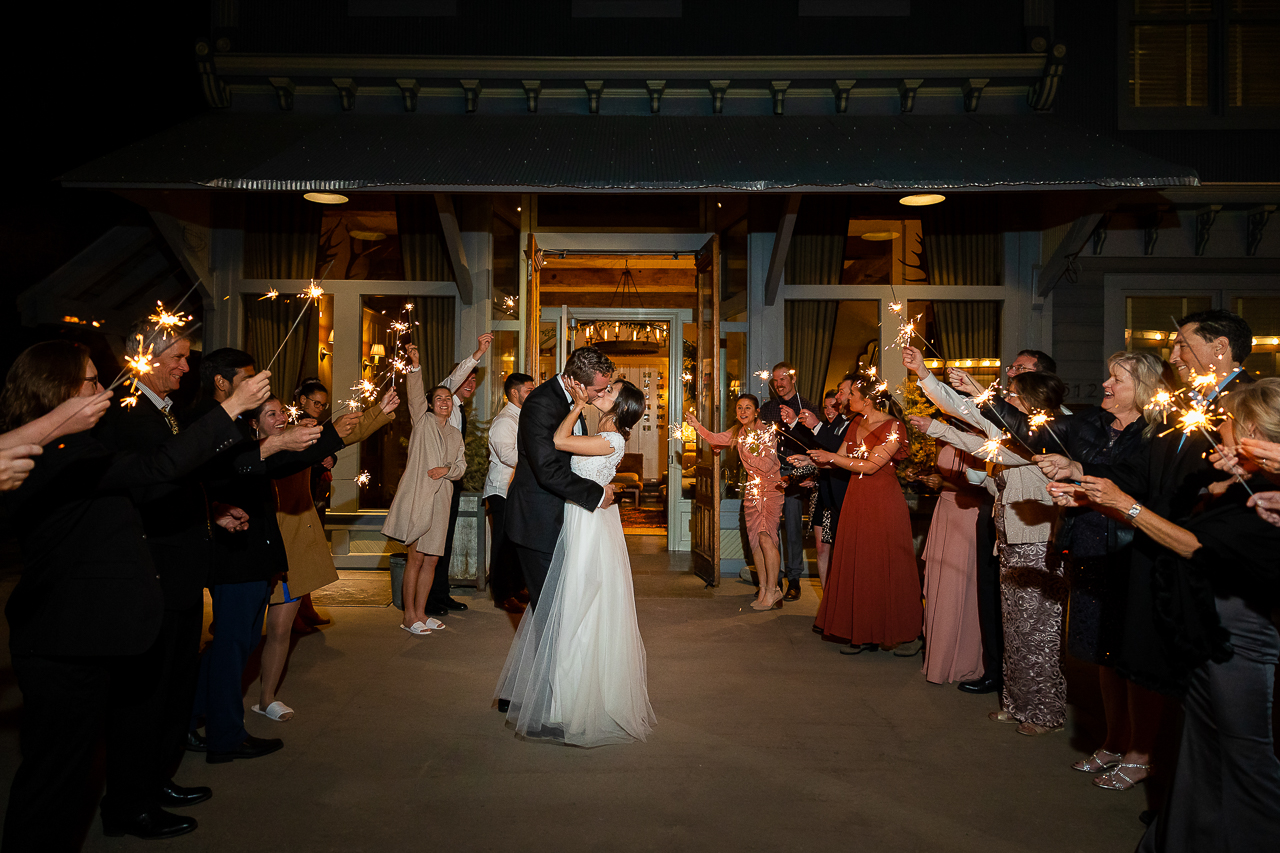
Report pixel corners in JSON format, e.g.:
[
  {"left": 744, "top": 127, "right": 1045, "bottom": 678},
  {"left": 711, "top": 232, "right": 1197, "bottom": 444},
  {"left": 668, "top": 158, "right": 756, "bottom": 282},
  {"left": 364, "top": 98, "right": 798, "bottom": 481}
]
[{"left": 495, "top": 431, "right": 655, "bottom": 746}]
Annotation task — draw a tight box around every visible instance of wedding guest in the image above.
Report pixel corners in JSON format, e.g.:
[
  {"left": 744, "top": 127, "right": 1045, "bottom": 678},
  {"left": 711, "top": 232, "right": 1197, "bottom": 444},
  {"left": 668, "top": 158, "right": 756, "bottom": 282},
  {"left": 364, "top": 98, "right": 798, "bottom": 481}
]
[
  {"left": 1224, "top": 436, "right": 1280, "bottom": 526},
  {"left": 759, "top": 362, "right": 821, "bottom": 601},
  {"left": 294, "top": 377, "right": 336, "bottom": 631},
  {"left": 425, "top": 332, "right": 493, "bottom": 616},
  {"left": 905, "top": 349, "right": 1066, "bottom": 735},
  {"left": 0, "top": 380, "right": 118, "bottom": 489},
  {"left": 0, "top": 340, "right": 266, "bottom": 846},
  {"left": 483, "top": 372, "right": 534, "bottom": 613},
  {"left": 383, "top": 344, "right": 467, "bottom": 635},
  {"left": 1058, "top": 380, "right": 1280, "bottom": 853},
  {"left": 253, "top": 390, "right": 394, "bottom": 722},
  {"left": 809, "top": 382, "right": 852, "bottom": 588},
  {"left": 1037, "top": 309, "right": 1254, "bottom": 695},
  {"left": 686, "top": 395, "right": 787, "bottom": 611},
  {"left": 917, "top": 443, "right": 986, "bottom": 684},
  {"left": 189, "top": 353, "right": 354, "bottom": 764},
  {"left": 1051, "top": 352, "right": 1168, "bottom": 790},
  {"left": 807, "top": 374, "right": 919, "bottom": 654}
]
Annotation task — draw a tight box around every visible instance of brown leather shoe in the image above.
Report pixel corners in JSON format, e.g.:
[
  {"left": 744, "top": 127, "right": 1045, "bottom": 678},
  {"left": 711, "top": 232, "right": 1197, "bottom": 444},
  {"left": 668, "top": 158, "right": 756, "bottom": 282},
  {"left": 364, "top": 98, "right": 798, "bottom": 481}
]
[{"left": 495, "top": 597, "right": 526, "bottom": 614}]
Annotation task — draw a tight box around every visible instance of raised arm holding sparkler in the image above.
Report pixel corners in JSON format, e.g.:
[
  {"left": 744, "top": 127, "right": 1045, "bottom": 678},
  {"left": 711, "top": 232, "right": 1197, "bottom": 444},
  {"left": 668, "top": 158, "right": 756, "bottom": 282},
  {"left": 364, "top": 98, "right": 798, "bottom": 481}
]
[{"left": 685, "top": 395, "right": 788, "bottom": 612}]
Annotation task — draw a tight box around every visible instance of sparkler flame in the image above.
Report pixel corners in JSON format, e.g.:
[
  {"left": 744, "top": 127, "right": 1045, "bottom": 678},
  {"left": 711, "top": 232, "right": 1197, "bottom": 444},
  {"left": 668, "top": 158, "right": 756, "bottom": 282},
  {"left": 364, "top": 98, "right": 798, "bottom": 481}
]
[
  {"left": 970, "top": 381, "right": 1001, "bottom": 407},
  {"left": 120, "top": 394, "right": 139, "bottom": 408},
  {"left": 888, "top": 301, "right": 903, "bottom": 314},
  {"left": 390, "top": 321, "right": 410, "bottom": 334},
  {"left": 259, "top": 290, "right": 279, "bottom": 301},
  {"left": 1189, "top": 371, "right": 1218, "bottom": 392},
  {"left": 1028, "top": 411, "right": 1052, "bottom": 429},
  {"left": 305, "top": 282, "right": 326, "bottom": 300},
  {"left": 284, "top": 405, "right": 302, "bottom": 424},
  {"left": 355, "top": 471, "right": 371, "bottom": 487},
  {"left": 146, "top": 302, "right": 190, "bottom": 338}
]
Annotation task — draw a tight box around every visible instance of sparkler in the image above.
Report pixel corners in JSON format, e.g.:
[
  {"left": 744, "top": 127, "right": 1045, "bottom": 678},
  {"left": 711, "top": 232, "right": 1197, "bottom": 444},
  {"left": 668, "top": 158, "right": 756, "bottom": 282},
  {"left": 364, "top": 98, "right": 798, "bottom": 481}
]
[
  {"left": 1027, "top": 409, "right": 1075, "bottom": 459},
  {"left": 263, "top": 261, "right": 334, "bottom": 372},
  {"left": 258, "top": 289, "right": 279, "bottom": 301},
  {"left": 284, "top": 404, "right": 302, "bottom": 424},
  {"left": 146, "top": 302, "right": 191, "bottom": 339},
  {"left": 354, "top": 471, "right": 371, "bottom": 488}
]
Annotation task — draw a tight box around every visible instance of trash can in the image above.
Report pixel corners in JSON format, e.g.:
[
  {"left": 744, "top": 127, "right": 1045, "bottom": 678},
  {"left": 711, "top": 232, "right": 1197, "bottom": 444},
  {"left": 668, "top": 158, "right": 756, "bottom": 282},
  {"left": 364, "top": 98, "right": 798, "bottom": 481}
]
[{"left": 389, "top": 553, "right": 406, "bottom": 611}]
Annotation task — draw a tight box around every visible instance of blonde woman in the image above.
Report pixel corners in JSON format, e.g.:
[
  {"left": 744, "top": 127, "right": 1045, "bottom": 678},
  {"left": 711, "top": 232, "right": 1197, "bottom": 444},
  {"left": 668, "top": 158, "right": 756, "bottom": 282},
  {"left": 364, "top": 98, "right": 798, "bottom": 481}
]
[{"left": 382, "top": 344, "right": 466, "bottom": 635}]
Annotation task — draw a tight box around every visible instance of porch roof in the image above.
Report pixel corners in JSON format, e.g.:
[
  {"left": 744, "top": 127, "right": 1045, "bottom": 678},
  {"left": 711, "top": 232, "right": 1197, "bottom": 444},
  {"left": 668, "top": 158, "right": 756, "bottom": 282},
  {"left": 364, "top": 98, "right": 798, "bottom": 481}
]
[{"left": 63, "top": 113, "right": 1198, "bottom": 193}]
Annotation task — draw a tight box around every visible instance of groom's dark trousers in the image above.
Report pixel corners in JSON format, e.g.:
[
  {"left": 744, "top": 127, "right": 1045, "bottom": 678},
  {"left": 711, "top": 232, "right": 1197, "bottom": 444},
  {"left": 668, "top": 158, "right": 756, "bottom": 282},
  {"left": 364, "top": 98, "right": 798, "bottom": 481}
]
[{"left": 504, "top": 376, "right": 604, "bottom": 612}]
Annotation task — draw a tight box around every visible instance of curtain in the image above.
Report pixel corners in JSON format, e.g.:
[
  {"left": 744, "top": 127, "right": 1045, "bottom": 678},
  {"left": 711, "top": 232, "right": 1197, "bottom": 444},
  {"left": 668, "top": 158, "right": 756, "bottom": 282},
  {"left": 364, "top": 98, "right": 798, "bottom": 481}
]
[
  {"left": 933, "top": 301, "right": 1001, "bottom": 361},
  {"left": 244, "top": 295, "right": 320, "bottom": 401},
  {"left": 785, "top": 196, "right": 849, "bottom": 286},
  {"left": 785, "top": 301, "right": 840, "bottom": 404},
  {"left": 920, "top": 202, "right": 1001, "bottom": 287},
  {"left": 243, "top": 195, "right": 323, "bottom": 280},
  {"left": 411, "top": 296, "right": 456, "bottom": 390},
  {"left": 397, "top": 195, "right": 455, "bottom": 282}
]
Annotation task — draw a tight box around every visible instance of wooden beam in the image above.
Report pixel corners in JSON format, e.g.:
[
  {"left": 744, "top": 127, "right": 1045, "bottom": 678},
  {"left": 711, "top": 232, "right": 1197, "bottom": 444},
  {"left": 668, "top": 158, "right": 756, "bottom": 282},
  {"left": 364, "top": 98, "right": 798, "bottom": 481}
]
[
  {"left": 764, "top": 194, "right": 802, "bottom": 306},
  {"left": 540, "top": 268, "right": 693, "bottom": 288},
  {"left": 1038, "top": 212, "right": 1105, "bottom": 297},
  {"left": 434, "top": 193, "right": 473, "bottom": 304}
]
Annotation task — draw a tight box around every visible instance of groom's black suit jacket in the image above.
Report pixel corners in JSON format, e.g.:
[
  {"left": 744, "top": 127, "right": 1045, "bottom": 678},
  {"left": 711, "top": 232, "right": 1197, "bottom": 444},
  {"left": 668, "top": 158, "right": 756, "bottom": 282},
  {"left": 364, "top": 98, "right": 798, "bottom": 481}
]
[{"left": 505, "top": 376, "right": 604, "bottom": 554}]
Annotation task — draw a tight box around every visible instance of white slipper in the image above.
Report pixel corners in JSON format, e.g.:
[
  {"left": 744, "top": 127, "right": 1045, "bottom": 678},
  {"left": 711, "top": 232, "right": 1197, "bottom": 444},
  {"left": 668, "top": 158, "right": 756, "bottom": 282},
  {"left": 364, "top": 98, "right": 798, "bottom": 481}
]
[
  {"left": 401, "top": 621, "right": 433, "bottom": 635},
  {"left": 422, "top": 617, "right": 445, "bottom": 631},
  {"left": 251, "top": 701, "right": 294, "bottom": 721}
]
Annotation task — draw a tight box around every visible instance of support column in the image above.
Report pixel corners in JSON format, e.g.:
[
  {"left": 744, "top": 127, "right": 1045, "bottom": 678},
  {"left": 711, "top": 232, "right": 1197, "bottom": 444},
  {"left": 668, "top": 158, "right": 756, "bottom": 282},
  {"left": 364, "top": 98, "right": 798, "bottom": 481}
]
[{"left": 329, "top": 288, "right": 365, "bottom": 512}]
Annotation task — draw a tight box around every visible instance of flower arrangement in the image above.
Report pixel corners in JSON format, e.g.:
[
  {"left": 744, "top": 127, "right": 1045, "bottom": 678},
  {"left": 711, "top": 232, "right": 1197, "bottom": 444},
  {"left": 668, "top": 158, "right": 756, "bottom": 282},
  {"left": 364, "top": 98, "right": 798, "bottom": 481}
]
[{"left": 896, "top": 376, "right": 940, "bottom": 489}]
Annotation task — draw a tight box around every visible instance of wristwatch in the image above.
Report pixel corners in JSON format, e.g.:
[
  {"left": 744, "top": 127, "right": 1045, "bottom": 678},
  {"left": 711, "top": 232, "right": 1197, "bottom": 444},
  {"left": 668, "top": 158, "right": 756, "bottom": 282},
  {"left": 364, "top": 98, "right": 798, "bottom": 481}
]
[{"left": 1126, "top": 502, "right": 1142, "bottom": 520}]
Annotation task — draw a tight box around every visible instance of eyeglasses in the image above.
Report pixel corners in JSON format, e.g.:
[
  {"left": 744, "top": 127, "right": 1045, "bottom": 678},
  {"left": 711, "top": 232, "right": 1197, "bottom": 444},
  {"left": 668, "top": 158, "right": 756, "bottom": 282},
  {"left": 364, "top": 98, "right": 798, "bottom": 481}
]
[{"left": 1006, "top": 365, "right": 1033, "bottom": 376}]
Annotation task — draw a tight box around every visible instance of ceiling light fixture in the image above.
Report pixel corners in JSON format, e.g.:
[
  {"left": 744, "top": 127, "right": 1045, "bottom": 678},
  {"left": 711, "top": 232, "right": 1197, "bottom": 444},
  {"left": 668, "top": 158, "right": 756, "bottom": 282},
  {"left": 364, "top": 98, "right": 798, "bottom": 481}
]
[
  {"left": 899, "top": 193, "right": 945, "bottom": 206},
  {"left": 860, "top": 231, "right": 901, "bottom": 241},
  {"left": 303, "top": 192, "right": 349, "bottom": 204}
]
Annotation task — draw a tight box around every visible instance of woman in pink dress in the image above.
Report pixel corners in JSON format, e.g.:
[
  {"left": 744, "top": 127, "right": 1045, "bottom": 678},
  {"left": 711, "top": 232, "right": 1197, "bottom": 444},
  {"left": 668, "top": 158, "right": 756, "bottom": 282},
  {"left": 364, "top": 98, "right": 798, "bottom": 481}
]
[
  {"left": 918, "top": 444, "right": 986, "bottom": 684},
  {"left": 808, "top": 375, "right": 920, "bottom": 653},
  {"left": 686, "top": 395, "right": 787, "bottom": 611}
]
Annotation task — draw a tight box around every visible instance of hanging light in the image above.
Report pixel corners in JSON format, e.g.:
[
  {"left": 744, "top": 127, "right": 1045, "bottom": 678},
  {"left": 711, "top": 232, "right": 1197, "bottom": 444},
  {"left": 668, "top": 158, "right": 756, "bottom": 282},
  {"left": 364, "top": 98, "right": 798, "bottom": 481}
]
[{"left": 303, "top": 192, "right": 349, "bottom": 204}]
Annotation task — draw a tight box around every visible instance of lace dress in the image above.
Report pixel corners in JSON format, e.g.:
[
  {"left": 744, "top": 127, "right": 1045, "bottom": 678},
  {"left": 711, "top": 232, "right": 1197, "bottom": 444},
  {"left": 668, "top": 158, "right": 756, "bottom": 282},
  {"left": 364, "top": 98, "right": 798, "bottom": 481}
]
[{"left": 495, "top": 432, "right": 655, "bottom": 746}]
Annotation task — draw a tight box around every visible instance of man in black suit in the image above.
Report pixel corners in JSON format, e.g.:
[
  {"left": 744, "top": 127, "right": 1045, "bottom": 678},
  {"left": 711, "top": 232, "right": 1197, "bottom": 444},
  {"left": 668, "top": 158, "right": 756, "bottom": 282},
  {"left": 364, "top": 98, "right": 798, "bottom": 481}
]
[
  {"left": 93, "top": 333, "right": 303, "bottom": 819},
  {"left": 1039, "top": 308, "right": 1254, "bottom": 694},
  {"left": 759, "top": 362, "right": 822, "bottom": 601},
  {"left": 505, "top": 346, "right": 617, "bottom": 611},
  {"left": 797, "top": 381, "right": 853, "bottom": 586}
]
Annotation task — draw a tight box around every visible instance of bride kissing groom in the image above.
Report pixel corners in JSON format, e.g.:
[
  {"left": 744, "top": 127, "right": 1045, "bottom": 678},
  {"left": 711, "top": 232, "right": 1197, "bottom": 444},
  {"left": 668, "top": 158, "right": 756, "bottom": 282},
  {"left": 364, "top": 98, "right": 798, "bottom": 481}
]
[{"left": 496, "top": 345, "right": 657, "bottom": 746}]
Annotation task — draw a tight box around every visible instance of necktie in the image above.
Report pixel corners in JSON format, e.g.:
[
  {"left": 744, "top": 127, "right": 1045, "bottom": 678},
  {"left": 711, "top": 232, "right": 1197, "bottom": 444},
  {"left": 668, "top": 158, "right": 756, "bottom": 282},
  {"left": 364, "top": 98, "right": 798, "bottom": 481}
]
[{"left": 161, "top": 407, "right": 179, "bottom": 435}]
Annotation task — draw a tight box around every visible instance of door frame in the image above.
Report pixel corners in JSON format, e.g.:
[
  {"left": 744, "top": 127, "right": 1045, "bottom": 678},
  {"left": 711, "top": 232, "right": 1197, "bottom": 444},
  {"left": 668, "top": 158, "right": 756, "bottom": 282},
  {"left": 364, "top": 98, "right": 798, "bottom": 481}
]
[{"left": 692, "top": 234, "right": 721, "bottom": 587}]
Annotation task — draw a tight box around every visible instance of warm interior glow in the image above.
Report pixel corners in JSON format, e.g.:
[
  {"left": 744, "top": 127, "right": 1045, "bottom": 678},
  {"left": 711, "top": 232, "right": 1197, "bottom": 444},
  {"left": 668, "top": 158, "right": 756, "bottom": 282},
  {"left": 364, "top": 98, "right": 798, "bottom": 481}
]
[
  {"left": 369, "top": 344, "right": 386, "bottom": 357},
  {"left": 899, "top": 193, "right": 946, "bottom": 206},
  {"left": 303, "top": 192, "right": 350, "bottom": 204},
  {"left": 860, "top": 231, "right": 900, "bottom": 241}
]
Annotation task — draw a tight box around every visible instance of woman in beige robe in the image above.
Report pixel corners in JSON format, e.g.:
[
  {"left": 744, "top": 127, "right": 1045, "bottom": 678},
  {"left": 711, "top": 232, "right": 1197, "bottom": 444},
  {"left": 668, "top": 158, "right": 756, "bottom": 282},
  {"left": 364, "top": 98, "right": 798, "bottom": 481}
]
[
  {"left": 253, "top": 393, "right": 399, "bottom": 721},
  {"left": 382, "top": 344, "right": 467, "bottom": 635}
]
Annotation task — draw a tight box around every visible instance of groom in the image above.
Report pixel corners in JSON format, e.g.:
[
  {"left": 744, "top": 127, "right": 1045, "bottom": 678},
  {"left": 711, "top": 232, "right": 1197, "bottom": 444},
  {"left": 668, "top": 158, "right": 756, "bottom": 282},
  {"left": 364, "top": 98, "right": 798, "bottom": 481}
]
[{"left": 505, "top": 346, "right": 617, "bottom": 611}]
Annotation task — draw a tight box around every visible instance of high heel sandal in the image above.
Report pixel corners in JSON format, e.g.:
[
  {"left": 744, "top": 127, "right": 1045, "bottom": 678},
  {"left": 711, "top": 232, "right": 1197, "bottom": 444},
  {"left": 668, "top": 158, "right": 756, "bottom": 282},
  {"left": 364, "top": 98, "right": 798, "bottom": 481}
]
[
  {"left": 1072, "top": 749, "right": 1123, "bottom": 773},
  {"left": 1093, "top": 763, "right": 1150, "bottom": 790},
  {"left": 750, "top": 588, "right": 784, "bottom": 611}
]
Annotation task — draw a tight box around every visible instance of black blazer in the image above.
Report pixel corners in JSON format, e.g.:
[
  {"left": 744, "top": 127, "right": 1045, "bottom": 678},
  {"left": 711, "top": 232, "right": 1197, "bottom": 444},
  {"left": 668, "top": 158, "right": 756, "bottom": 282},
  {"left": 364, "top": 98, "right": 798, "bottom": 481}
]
[
  {"left": 813, "top": 415, "right": 852, "bottom": 512},
  {"left": 504, "top": 376, "right": 604, "bottom": 552},
  {"left": 4, "top": 406, "right": 243, "bottom": 657},
  {"left": 93, "top": 396, "right": 263, "bottom": 609},
  {"left": 206, "top": 422, "right": 346, "bottom": 586},
  {"left": 1081, "top": 370, "right": 1252, "bottom": 692}
]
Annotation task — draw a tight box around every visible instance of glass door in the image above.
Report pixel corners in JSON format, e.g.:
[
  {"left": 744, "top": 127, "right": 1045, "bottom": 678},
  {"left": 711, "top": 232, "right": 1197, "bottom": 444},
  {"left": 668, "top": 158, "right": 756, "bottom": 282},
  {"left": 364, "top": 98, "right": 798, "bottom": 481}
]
[{"left": 691, "top": 235, "right": 721, "bottom": 587}]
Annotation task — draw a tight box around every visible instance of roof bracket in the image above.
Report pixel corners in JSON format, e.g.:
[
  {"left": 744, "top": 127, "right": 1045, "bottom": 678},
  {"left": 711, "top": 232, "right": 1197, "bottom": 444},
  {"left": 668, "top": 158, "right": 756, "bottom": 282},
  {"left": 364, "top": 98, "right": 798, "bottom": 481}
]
[
  {"left": 1246, "top": 204, "right": 1276, "bottom": 256},
  {"left": 899, "top": 79, "right": 923, "bottom": 113},
  {"left": 770, "top": 81, "right": 790, "bottom": 116},
  {"left": 646, "top": 80, "right": 666, "bottom": 114},
  {"left": 194, "top": 41, "right": 230, "bottom": 109},
  {"left": 1028, "top": 44, "right": 1067, "bottom": 111},
  {"left": 1092, "top": 215, "right": 1110, "bottom": 255},
  {"left": 962, "top": 78, "right": 988, "bottom": 112},
  {"left": 765, "top": 194, "right": 802, "bottom": 306},
  {"left": 1142, "top": 210, "right": 1164, "bottom": 257},
  {"left": 397, "top": 79, "right": 420, "bottom": 112},
  {"left": 832, "top": 80, "right": 856, "bottom": 114},
  {"left": 269, "top": 77, "right": 295, "bottom": 111},
  {"left": 585, "top": 80, "right": 604, "bottom": 114},
  {"left": 1195, "top": 205, "right": 1222, "bottom": 256},
  {"left": 522, "top": 80, "right": 541, "bottom": 113},
  {"left": 708, "top": 80, "right": 730, "bottom": 114},
  {"left": 460, "top": 79, "right": 482, "bottom": 113},
  {"left": 332, "top": 78, "right": 358, "bottom": 111}
]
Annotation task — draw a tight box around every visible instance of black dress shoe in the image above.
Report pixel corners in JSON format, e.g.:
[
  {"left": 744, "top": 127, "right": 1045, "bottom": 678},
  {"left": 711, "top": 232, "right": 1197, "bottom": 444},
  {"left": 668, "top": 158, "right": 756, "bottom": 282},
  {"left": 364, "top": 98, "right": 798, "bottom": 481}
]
[
  {"left": 206, "top": 735, "right": 283, "bottom": 764},
  {"left": 438, "top": 596, "right": 469, "bottom": 611},
  {"left": 497, "top": 699, "right": 511, "bottom": 713},
  {"left": 958, "top": 676, "right": 1002, "bottom": 695},
  {"left": 159, "top": 781, "right": 212, "bottom": 807},
  {"left": 102, "top": 807, "right": 197, "bottom": 839},
  {"left": 185, "top": 730, "right": 208, "bottom": 752},
  {"left": 423, "top": 602, "right": 448, "bottom": 617},
  {"left": 783, "top": 579, "right": 801, "bottom": 601}
]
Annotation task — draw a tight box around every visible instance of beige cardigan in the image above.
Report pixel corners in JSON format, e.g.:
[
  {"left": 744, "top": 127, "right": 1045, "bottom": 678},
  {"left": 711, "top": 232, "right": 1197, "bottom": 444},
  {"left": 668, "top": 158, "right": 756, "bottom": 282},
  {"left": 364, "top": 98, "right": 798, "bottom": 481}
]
[
  {"left": 380, "top": 376, "right": 466, "bottom": 556},
  {"left": 918, "top": 374, "right": 1058, "bottom": 546}
]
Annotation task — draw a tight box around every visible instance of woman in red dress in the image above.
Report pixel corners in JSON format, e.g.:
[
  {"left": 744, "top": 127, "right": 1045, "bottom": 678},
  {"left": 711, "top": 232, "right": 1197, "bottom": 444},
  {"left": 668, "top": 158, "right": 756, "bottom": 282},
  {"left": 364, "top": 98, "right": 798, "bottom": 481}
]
[{"left": 808, "top": 374, "right": 921, "bottom": 654}]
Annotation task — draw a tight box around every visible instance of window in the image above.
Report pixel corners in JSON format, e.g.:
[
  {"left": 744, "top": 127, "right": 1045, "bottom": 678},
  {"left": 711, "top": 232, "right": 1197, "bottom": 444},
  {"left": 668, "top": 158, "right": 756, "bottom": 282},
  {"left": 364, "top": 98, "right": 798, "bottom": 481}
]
[
  {"left": 1125, "top": 294, "right": 1213, "bottom": 361},
  {"left": 1235, "top": 296, "right": 1280, "bottom": 377},
  {"left": 1122, "top": 0, "right": 1280, "bottom": 128}
]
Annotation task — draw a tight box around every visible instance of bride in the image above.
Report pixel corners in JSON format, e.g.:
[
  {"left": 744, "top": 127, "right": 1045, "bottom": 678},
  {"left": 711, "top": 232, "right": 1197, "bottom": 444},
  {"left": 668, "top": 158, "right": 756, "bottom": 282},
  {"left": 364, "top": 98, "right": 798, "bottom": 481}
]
[{"left": 495, "top": 377, "right": 656, "bottom": 746}]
